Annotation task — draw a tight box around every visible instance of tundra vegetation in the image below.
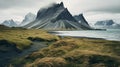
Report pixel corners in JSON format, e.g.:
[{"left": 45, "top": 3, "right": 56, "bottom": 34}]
[{"left": 0, "top": 25, "right": 120, "bottom": 67}]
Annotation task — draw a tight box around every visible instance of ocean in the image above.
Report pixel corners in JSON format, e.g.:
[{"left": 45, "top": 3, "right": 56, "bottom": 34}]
[{"left": 54, "top": 29, "right": 120, "bottom": 41}]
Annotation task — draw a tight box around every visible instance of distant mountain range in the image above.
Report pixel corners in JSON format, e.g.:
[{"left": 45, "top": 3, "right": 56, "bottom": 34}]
[
  {"left": 19, "top": 12, "right": 36, "bottom": 26},
  {"left": 1, "top": 2, "right": 120, "bottom": 30},
  {"left": 1, "top": 19, "right": 18, "bottom": 27},
  {"left": 93, "top": 20, "right": 120, "bottom": 29},
  {"left": 23, "top": 2, "right": 92, "bottom": 30},
  {"left": 0, "top": 2, "right": 93, "bottom": 30},
  {"left": 0, "top": 12, "right": 36, "bottom": 27}
]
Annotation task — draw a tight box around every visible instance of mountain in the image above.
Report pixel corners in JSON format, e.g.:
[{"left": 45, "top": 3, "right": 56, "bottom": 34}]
[
  {"left": 19, "top": 12, "right": 36, "bottom": 26},
  {"left": 24, "top": 2, "right": 92, "bottom": 30},
  {"left": 95, "top": 20, "right": 114, "bottom": 26},
  {"left": 93, "top": 20, "right": 120, "bottom": 29},
  {"left": 1, "top": 19, "right": 18, "bottom": 27},
  {"left": 74, "top": 14, "right": 90, "bottom": 27}
]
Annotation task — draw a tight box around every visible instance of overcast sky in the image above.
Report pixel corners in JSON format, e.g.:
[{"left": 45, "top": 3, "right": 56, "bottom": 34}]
[{"left": 0, "top": 0, "right": 120, "bottom": 24}]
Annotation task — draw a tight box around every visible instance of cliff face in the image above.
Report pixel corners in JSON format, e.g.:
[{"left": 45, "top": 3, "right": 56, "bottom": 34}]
[{"left": 24, "top": 2, "right": 91, "bottom": 30}]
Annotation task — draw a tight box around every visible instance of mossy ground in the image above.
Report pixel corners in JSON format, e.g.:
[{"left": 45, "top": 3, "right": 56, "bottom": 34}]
[
  {"left": 11, "top": 37, "right": 120, "bottom": 67},
  {"left": 0, "top": 26, "right": 59, "bottom": 50},
  {"left": 1, "top": 25, "right": 120, "bottom": 67}
]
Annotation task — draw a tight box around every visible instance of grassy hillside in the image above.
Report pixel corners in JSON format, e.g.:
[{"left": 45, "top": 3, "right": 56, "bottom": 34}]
[
  {"left": 1, "top": 25, "right": 120, "bottom": 67},
  {"left": 11, "top": 37, "right": 120, "bottom": 67},
  {"left": 0, "top": 25, "right": 59, "bottom": 51}
]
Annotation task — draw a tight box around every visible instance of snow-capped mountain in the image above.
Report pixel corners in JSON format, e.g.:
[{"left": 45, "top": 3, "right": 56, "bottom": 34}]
[
  {"left": 93, "top": 20, "right": 120, "bottom": 29},
  {"left": 74, "top": 14, "right": 90, "bottom": 27},
  {"left": 24, "top": 2, "right": 92, "bottom": 30},
  {"left": 1, "top": 19, "right": 18, "bottom": 27},
  {"left": 20, "top": 12, "right": 36, "bottom": 26}
]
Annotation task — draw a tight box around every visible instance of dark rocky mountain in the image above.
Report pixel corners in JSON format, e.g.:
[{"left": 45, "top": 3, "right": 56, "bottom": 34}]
[
  {"left": 94, "top": 20, "right": 120, "bottom": 29},
  {"left": 1, "top": 19, "right": 18, "bottom": 27},
  {"left": 19, "top": 12, "right": 36, "bottom": 26},
  {"left": 74, "top": 14, "right": 90, "bottom": 27},
  {"left": 24, "top": 2, "right": 92, "bottom": 30}
]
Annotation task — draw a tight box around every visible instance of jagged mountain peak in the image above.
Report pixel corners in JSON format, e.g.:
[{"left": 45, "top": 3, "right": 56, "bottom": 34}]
[
  {"left": 36, "top": 2, "right": 65, "bottom": 20},
  {"left": 19, "top": 12, "right": 36, "bottom": 26},
  {"left": 54, "top": 8, "right": 77, "bottom": 22},
  {"left": 24, "top": 2, "right": 92, "bottom": 30},
  {"left": 59, "top": 2, "right": 64, "bottom": 7},
  {"left": 25, "top": 12, "right": 36, "bottom": 20},
  {"left": 1, "top": 19, "right": 18, "bottom": 27},
  {"left": 74, "top": 14, "right": 90, "bottom": 27},
  {"left": 26, "top": 12, "right": 35, "bottom": 17}
]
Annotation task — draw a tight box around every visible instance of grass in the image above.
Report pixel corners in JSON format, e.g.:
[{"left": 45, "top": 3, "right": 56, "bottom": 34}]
[
  {"left": 24, "top": 57, "right": 67, "bottom": 67},
  {"left": 0, "top": 25, "right": 59, "bottom": 51},
  {"left": 1, "top": 25, "right": 120, "bottom": 67},
  {"left": 11, "top": 37, "right": 120, "bottom": 67}
]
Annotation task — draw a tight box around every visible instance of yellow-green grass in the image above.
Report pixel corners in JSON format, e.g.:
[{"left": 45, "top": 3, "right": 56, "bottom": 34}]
[
  {"left": 24, "top": 57, "right": 67, "bottom": 67},
  {"left": 0, "top": 27, "right": 59, "bottom": 50},
  {"left": 12, "top": 37, "right": 120, "bottom": 67}
]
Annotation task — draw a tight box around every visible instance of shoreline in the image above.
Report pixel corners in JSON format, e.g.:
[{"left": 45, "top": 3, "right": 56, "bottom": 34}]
[
  {"left": 48, "top": 31, "right": 120, "bottom": 41},
  {"left": 57, "top": 35, "right": 120, "bottom": 41}
]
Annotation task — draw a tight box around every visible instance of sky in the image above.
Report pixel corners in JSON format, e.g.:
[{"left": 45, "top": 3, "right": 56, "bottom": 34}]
[{"left": 0, "top": 0, "right": 120, "bottom": 24}]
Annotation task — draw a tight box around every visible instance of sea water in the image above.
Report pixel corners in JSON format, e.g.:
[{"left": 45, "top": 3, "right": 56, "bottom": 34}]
[{"left": 54, "top": 29, "right": 120, "bottom": 41}]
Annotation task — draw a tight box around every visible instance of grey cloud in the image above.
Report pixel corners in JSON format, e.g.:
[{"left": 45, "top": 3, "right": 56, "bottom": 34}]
[
  {"left": 0, "top": 0, "right": 58, "bottom": 22},
  {"left": 88, "top": 7, "right": 120, "bottom": 13},
  {"left": 0, "top": 0, "right": 120, "bottom": 13},
  {"left": 0, "top": 0, "right": 30, "bottom": 9},
  {"left": 0, "top": 0, "right": 120, "bottom": 23},
  {"left": 0, "top": 0, "right": 55, "bottom": 9},
  {"left": 61, "top": 0, "right": 120, "bottom": 14}
]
